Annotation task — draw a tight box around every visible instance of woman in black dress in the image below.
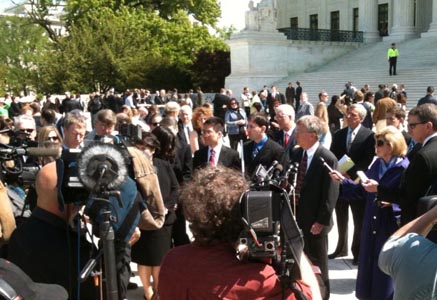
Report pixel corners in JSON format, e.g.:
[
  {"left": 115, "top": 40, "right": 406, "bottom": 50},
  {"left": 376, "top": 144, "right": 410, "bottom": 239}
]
[{"left": 131, "top": 130, "right": 179, "bottom": 300}]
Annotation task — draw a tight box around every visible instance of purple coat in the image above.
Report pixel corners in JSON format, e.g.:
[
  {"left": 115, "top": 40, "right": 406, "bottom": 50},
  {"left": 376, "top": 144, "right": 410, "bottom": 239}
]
[{"left": 341, "top": 156, "right": 409, "bottom": 300}]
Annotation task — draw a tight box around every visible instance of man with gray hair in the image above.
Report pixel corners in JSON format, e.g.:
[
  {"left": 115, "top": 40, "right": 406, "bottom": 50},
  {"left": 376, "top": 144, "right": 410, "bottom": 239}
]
[
  {"left": 290, "top": 115, "right": 339, "bottom": 300},
  {"left": 329, "top": 104, "right": 375, "bottom": 264},
  {"left": 273, "top": 104, "right": 296, "bottom": 159},
  {"left": 14, "top": 115, "right": 37, "bottom": 142}
]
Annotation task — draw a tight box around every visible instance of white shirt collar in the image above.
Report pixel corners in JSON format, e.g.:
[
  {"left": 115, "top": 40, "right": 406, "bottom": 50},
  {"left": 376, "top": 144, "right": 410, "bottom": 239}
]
[{"left": 423, "top": 132, "right": 437, "bottom": 146}]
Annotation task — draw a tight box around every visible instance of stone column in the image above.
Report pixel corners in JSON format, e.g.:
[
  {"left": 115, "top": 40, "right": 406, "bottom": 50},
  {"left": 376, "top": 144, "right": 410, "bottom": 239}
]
[
  {"left": 386, "top": 0, "right": 417, "bottom": 41},
  {"left": 422, "top": 0, "right": 437, "bottom": 37},
  {"left": 359, "top": 0, "right": 380, "bottom": 43}
]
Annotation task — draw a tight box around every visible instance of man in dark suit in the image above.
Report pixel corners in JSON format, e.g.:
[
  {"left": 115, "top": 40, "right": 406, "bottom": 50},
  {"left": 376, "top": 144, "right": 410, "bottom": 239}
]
[
  {"left": 290, "top": 115, "right": 339, "bottom": 300},
  {"left": 285, "top": 82, "right": 295, "bottom": 107},
  {"left": 243, "top": 113, "right": 288, "bottom": 178},
  {"left": 295, "top": 81, "right": 302, "bottom": 111},
  {"left": 60, "top": 92, "right": 82, "bottom": 114},
  {"left": 213, "top": 88, "right": 230, "bottom": 121},
  {"left": 273, "top": 104, "right": 297, "bottom": 160},
  {"left": 295, "top": 92, "right": 314, "bottom": 120},
  {"left": 400, "top": 104, "right": 437, "bottom": 232},
  {"left": 193, "top": 117, "right": 241, "bottom": 171},
  {"left": 266, "top": 86, "right": 284, "bottom": 120},
  {"left": 417, "top": 86, "right": 437, "bottom": 106},
  {"left": 329, "top": 104, "right": 375, "bottom": 263}
]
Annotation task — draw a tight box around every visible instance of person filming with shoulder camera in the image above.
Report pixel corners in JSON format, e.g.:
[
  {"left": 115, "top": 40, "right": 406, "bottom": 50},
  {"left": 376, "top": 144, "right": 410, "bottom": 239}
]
[{"left": 158, "top": 166, "right": 321, "bottom": 300}]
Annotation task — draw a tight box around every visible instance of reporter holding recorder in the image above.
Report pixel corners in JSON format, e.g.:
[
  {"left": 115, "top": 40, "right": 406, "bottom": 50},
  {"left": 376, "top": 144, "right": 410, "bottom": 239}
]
[
  {"left": 158, "top": 166, "right": 321, "bottom": 300},
  {"left": 329, "top": 126, "right": 409, "bottom": 300}
]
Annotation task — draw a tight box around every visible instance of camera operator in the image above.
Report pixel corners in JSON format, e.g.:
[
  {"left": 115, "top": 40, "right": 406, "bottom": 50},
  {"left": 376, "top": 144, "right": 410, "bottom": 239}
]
[
  {"left": 12, "top": 115, "right": 37, "bottom": 144},
  {"left": 158, "top": 166, "right": 321, "bottom": 300},
  {"left": 378, "top": 204, "right": 437, "bottom": 300},
  {"left": 7, "top": 161, "right": 97, "bottom": 299}
]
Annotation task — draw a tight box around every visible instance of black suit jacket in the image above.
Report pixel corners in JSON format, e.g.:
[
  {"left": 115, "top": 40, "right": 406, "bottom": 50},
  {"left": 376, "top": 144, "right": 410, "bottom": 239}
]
[
  {"left": 400, "top": 136, "right": 437, "bottom": 224},
  {"left": 330, "top": 125, "right": 375, "bottom": 180},
  {"left": 290, "top": 146, "right": 339, "bottom": 235},
  {"left": 273, "top": 129, "right": 297, "bottom": 160},
  {"left": 243, "top": 138, "right": 288, "bottom": 178},
  {"left": 213, "top": 94, "right": 230, "bottom": 121},
  {"left": 193, "top": 145, "right": 241, "bottom": 171}
]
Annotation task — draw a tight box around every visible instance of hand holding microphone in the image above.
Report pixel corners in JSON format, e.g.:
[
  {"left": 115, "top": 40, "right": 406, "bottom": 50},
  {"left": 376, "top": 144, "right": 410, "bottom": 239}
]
[{"left": 319, "top": 157, "right": 345, "bottom": 182}]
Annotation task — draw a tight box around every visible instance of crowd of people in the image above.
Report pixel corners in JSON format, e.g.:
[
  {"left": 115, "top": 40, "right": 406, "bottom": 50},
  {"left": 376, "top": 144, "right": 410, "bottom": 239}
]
[{"left": 0, "top": 80, "right": 436, "bottom": 300}]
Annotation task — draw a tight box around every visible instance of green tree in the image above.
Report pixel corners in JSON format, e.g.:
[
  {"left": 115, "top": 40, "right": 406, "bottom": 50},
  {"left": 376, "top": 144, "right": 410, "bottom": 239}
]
[
  {"left": 14, "top": 0, "right": 230, "bottom": 93},
  {"left": 0, "top": 16, "right": 49, "bottom": 95}
]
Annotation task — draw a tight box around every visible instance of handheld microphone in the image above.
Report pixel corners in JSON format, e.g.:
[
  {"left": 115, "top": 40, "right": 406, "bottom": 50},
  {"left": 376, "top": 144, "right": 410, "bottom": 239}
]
[
  {"left": 320, "top": 157, "right": 344, "bottom": 181},
  {"left": 271, "top": 164, "right": 284, "bottom": 182},
  {"left": 319, "top": 157, "right": 334, "bottom": 173}
]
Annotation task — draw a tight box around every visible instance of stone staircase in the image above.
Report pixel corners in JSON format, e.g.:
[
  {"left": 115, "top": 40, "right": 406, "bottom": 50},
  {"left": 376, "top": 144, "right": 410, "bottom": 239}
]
[{"left": 273, "top": 37, "right": 437, "bottom": 109}]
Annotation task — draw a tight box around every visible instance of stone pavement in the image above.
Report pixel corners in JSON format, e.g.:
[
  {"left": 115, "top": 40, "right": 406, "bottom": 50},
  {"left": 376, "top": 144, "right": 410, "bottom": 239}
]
[{"left": 127, "top": 212, "right": 359, "bottom": 300}]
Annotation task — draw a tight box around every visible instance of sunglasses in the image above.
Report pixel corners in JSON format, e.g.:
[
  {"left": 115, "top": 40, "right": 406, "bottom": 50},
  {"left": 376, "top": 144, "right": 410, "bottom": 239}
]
[
  {"left": 408, "top": 122, "right": 427, "bottom": 129},
  {"left": 22, "top": 129, "right": 34, "bottom": 134},
  {"left": 47, "top": 136, "right": 59, "bottom": 141},
  {"left": 376, "top": 139, "right": 387, "bottom": 147}
]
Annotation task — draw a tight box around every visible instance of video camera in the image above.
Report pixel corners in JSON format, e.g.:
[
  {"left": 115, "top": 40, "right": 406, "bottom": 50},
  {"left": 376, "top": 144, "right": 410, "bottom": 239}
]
[{"left": 237, "top": 161, "right": 304, "bottom": 282}]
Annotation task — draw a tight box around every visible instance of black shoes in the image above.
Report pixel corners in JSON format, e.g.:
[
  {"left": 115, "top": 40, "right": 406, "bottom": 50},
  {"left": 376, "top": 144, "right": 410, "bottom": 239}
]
[
  {"left": 127, "top": 281, "right": 138, "bottom": 290},
  {"left": 328, "top": 251, "right": 348, "bottom": 259}
]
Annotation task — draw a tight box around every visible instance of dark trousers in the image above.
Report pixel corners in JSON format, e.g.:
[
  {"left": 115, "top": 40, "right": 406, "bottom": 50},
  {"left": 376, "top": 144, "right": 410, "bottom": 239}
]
[
  {"left": 332, "top": 199, "right": 365, "bottom": 260},
  {"left": 389, "top": 57, "right": 397, "bottom": 75},
  {"left": 172, "top": 206, "right": 190, "bottom": 246},
  {"left": 304, "top": 233, "right": 329, "bottom": 300}
]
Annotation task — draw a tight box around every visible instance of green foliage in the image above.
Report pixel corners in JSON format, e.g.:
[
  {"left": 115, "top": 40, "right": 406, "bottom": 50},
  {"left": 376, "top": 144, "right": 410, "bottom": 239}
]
[
  {"left": 0, "top": 16, "right": 49, "bottom": 95},
  {"left": 4, "top": 0, "right": 231, "bottom": 94}
]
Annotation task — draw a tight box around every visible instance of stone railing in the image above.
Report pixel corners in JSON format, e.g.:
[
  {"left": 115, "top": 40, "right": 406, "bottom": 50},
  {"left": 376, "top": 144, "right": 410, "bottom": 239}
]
[{"left": 277, "top": 27, "right": 364, "bottom": 43}]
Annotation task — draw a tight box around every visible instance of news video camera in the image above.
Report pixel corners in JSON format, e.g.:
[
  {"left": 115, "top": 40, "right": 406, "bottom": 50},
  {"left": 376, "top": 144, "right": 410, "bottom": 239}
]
[{"left": 237, "top": 161, "right": 304, "bottom": 284}]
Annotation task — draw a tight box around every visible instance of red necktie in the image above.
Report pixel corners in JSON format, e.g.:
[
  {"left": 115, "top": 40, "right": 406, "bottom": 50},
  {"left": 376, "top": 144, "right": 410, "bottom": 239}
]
[
  {"left": 294, "top": 151, "right": 307, "bottom": 203},
  {"left": 209, "top": 148, "right": 216, "bottom": 166},
  {"left": 284, "top": 132, "right": 289, "bottom": 147}
]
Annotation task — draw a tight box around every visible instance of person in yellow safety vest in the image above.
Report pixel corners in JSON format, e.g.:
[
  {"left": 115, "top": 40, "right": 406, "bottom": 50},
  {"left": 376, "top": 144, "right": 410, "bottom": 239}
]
[{"left": 387, "top": 43, "right": 399, "bottom": 76}]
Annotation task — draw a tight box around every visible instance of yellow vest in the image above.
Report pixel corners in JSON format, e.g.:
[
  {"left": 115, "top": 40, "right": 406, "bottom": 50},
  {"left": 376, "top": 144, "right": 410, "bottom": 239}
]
[{"left": 387, "top": 48, "right": 399, "bottom": 59}]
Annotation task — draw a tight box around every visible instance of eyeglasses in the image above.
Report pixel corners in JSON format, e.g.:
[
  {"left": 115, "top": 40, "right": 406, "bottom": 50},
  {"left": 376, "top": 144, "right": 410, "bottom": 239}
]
[
  {"left": 47, "top": 136, "right": 59, "bottom": 141},
  {"left": 376, "top": 139, "right": 387, "bottom": 147},
  {"left": 152, "top": 123, "right": 160, "bottom": 126},
  {"left": 408, "top": 121, "right": 427, "bottom": 129},
  {"left": 22, "top": 129, "right": 34, "bottom": 133}
]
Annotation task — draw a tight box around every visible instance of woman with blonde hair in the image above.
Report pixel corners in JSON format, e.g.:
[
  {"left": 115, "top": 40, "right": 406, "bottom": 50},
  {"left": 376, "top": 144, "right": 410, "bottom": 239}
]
[
  {"left": 37, "top": 125, "right": 63, "bottom": 165},
  {"left": 330, "top": 125, "right": 409, "bottom": 300}
]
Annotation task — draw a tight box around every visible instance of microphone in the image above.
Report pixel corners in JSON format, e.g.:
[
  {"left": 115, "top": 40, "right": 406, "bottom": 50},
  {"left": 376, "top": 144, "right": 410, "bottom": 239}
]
[
  {"left": 272, "top": 164, "right": 284, "bottom": 182},
  {"left": 265, "top": 160, "right": 279, "bottom": 179},
  {"left": 0, "top": 147, "right": 60, "bottom": 157},
  {"left": 319, "top": 157, "right": 334, "bottom": 173},
  {"left": 320, "top": 157, "right": 344, "bottom": 181},
  {"left": 26, "top": 147, "right": 61, "bottom": 157}
]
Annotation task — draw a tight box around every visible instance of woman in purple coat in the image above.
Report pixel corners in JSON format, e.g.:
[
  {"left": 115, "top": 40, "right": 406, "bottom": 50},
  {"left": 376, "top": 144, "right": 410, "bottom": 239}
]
[{"left": 330, "top": 126, "right": 409, "bottom": 300}]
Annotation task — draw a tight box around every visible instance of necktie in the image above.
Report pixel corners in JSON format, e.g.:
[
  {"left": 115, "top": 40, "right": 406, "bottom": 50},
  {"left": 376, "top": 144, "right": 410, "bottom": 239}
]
[
  {"left": 185, "top": 126, "right": 191, "bottom": 145},
  {"left": 284, "top": 132, "right": 289, "bottom": 147},
  {"left": 294, "top": 151, "right": 307, "bottom": 203},
  {"left": 209, "top": 148, "right": 216, "bottom": 166},
  {"left": 347, "top": 129, "right": 355, "bottom": 152},
  {"left": 252, "top": 146, "right": 259, "bottom": 159}
]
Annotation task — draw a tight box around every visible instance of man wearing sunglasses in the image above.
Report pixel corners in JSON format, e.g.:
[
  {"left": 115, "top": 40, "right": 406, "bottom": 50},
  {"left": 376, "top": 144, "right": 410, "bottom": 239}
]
[{"left": 400, "top": 104, "right": 437, "bottom": 235}]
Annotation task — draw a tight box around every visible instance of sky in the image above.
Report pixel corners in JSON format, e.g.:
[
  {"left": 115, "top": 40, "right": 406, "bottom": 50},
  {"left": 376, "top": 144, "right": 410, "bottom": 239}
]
[{"left": 0, "top": 0, "right": 259, "bottom": 31}]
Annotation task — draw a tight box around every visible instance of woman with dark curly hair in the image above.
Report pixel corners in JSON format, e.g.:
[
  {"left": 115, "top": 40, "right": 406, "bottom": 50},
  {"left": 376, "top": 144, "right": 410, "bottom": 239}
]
[{"left": 158, "top": 166, "right": 320, "bottom": 300}]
